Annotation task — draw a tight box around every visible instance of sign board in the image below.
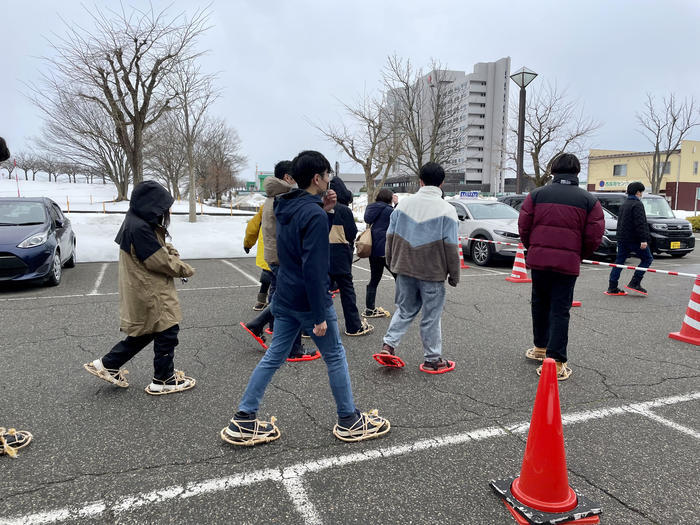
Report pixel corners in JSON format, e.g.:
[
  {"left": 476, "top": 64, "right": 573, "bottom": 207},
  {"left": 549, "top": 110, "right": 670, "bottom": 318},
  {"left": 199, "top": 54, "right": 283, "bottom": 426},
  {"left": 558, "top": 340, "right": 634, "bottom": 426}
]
[
  {"left": 598, "top": 180, "right": 641, "bottom": 189},
  {"left": 459, "top": 191, "right": 479, "bottom": 198}
]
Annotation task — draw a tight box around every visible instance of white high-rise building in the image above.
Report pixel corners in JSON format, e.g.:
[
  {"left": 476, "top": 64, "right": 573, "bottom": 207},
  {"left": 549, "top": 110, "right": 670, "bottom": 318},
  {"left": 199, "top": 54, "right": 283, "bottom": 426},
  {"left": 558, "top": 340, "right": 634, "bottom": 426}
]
[{"left": 389, "top": 57, "right": 511, "bottom": 193}]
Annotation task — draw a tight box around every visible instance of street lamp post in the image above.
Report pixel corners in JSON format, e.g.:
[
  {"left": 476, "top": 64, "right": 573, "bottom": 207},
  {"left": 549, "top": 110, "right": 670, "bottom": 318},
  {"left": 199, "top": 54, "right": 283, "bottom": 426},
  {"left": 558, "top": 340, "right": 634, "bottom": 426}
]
[{"left": 510, "top": 67, "right": 537, "bottom": 194}]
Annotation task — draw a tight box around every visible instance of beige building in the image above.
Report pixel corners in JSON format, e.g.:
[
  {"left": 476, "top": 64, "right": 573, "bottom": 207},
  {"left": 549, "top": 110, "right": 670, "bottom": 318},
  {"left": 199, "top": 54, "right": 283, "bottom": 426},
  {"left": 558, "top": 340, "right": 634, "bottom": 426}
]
[{"left": 587, "top": 140, "right": 700, "bottom": 209}]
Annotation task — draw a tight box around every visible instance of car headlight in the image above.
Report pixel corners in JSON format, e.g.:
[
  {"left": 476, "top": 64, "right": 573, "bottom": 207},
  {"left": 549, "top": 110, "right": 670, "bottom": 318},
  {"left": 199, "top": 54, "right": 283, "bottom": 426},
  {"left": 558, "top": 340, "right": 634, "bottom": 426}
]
[
  {"left": 651, "top": 223, "right": 668, "bottom": 231},
  {"left": 18, "top": 230, "right": 49, "bottom": 248},
  {"left": 493, "top": 229, "right": 519, "bottom": 239}
]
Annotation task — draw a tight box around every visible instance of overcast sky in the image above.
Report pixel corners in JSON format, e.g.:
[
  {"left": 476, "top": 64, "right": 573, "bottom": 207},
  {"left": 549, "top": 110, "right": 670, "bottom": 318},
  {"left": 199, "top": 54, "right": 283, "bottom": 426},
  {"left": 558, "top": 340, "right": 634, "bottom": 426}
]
[{"left": 3, "top": 0, "right": 700, "bottom": 181}]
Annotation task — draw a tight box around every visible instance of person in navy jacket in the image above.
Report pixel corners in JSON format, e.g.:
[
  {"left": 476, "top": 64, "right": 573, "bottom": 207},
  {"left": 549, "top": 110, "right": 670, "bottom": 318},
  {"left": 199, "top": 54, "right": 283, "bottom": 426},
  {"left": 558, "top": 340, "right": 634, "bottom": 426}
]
[
  {"left": 362, "top": 188, "right": 395, "bottom": 318},
  {"left": 220, "top": 151, "right": 390, "bottom": 446}
]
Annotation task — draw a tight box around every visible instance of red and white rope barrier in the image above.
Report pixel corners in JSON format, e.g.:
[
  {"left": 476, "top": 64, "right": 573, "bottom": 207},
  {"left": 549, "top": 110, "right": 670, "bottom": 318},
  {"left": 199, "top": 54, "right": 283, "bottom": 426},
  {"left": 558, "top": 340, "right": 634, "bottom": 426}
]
[{"left": 581, "top": 259, "right": 698, "bottom": 278}]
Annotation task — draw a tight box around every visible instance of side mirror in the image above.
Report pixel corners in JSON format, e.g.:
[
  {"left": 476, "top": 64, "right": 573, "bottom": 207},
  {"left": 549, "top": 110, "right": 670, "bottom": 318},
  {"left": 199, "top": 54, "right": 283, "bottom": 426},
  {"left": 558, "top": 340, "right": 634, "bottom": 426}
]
[
  {"left": 55, "top": 219, "right": 65, "bottom": 229},
  {"left": 458, "top": 215, "right": 466, "bottom": 221}
]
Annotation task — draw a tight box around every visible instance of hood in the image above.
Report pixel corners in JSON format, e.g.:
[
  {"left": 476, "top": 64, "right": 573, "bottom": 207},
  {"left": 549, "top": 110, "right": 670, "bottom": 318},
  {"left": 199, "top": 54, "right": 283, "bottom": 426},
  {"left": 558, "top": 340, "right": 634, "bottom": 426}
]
[
  {"left": 329, "top": 177, "right": 353, "bottom": 205},
  {"left": 552, "top": 172, "right": 579, "bottom": 185},
  {"left": 129, "top": 181, "right": 174, "bottom": 223},
  {"left": 264, "top": 176, "right": 294, "bottom": 197},
  {"left": 0, "top": 224, "right": 48, "bottom": 246},
  {"left": 274, "top": 189, "right": 323, "bottom": 225}
]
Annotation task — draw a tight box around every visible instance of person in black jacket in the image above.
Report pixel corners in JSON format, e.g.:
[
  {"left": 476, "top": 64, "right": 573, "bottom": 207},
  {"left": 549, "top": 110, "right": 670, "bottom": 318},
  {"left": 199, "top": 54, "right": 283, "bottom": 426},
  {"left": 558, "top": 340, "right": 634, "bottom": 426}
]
[
  {"left": 362, "top": 189, "right": 395, "bottom": 318},
  {"left": 329, "top": 177, "right": 372, "bottom": 336},
  {"left": 606, "top": 182, "right": 653, "bottom": 296}
]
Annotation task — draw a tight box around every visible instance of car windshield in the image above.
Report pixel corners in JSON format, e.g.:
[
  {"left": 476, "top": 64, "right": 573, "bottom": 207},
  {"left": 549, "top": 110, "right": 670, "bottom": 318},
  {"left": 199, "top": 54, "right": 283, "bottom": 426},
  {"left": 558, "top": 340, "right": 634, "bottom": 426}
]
[
  {"left": 642, "top": 197, "right": 674, "bottom": 219},
  {"left": 464, "top": 202, "right": 519, "bottom": 220},
  {"left": 0, "top": 202, "right": 47, "bottom": 225}
]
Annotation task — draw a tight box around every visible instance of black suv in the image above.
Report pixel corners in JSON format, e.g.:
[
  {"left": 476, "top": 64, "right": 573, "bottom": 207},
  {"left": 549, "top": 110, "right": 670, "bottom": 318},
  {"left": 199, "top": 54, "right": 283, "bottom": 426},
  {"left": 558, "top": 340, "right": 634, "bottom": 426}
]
[{"left": 592, "top": 192, "right": 694, "bottom": 257}]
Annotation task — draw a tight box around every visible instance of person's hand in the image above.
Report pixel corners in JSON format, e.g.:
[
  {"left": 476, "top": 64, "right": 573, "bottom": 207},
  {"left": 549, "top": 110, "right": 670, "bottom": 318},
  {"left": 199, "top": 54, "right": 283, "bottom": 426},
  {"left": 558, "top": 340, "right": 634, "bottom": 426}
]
[
  {"left": 181, "top": 264, "right": 195, "bottom": 278},
  {"left": 313, "top": 320, "right": 327, "bottom": 337},
  {"left": 323, "top": 190, "right": 337, "bottom": 212},
  {"left": 244, "top": 246, "right": 251, "bottom": 254},
  {"left": 448, "top": 276, "right": 458, "bottom": 287},
  {"left": 641, "top": 242, "right": 648, "bottom": 249},
  {"left": 392, "top": 194, "right": 399, "bottom": 205}
]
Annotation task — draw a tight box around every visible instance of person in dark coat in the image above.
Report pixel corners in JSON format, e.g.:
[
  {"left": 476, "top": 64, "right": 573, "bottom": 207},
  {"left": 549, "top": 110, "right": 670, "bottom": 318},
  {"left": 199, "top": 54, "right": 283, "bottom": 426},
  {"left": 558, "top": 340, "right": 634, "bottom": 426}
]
[
  {"left": 606, "top": 182, "right": 653, "bottom": 296},
  {"left": 220, "top": 150, "right": 390, "bottom": 446},
  {"left": 518, "top": 153, "right": 604, "bottom": 380},
  {"left": 362, "top": 188, "right": 395, "bottom": 318},
  {"left": 329, "top": 177, "right": 372, "bottom": 336}
]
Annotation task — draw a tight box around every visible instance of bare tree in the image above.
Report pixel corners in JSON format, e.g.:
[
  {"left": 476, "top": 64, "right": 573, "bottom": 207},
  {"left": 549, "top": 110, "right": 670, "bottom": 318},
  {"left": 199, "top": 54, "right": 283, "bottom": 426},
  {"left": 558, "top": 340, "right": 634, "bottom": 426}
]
[
  {"left": 39, "top": 3, "right": 210, "bottom": 185},
  {"left": 167, "top": 60, "right": 218, "bottom": 222},
  {"left": 383, "top": 55, "right": 465, "bottom": 180},
  {"left": 195, "top": 119, "right": 246, "bottom": 203},
  {"left": 316, "top": 93, "right": 401, "bottom": 203},
  {"left": 144, "top": 111, "right": 188, "bottom": 199},
  {"left": 637, "top": 93, "right": 699, "bottom": 194},
  {"left": 507, "top": 83, "right": 599, "bottom": 187},
  {"left": 36, "top": 155, "right": 61, "bottom": 182},
  {"left": 31, "top": 91, "right": 132, "bottom": 199}
]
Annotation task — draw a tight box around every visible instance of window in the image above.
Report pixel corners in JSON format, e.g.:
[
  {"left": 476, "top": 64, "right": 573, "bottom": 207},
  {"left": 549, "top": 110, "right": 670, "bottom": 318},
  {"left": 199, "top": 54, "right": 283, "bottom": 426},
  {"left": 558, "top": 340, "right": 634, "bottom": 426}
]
[
  {"left": 612, "top": 164, "right": 627, "bottom": 177},
  {"left": 659, "top": 162, "right": 671, "bottom": 175},
  {"left": 694, "top": 161, "right": 698, "bottom": 175}
]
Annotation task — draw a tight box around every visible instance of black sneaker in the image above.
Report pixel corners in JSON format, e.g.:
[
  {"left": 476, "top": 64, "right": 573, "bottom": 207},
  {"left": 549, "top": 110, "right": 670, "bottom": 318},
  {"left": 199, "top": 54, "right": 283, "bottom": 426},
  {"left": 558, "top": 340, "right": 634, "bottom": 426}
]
[
  {"left": 625, "top": 282, "right": 648, "bottom": 295},
  {"left": 604, "top": 286, "right": 627, "bottom": 296},
  {"left": 287, "top": 345, "right": 321, "bottom": 362}
]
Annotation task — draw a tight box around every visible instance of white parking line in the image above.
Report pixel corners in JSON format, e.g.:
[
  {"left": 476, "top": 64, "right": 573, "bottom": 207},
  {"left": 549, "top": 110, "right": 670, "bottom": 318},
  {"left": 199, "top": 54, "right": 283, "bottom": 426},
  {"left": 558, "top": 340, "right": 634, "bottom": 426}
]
[
  {"left": 3, "top": 391, "right": 697, "bottom": 525},
  {"left": 87, "top": 263, "right": 108, "bottom": 296},
  {"left": 221, "top": 259, "right": 260, "bottom": 285}
]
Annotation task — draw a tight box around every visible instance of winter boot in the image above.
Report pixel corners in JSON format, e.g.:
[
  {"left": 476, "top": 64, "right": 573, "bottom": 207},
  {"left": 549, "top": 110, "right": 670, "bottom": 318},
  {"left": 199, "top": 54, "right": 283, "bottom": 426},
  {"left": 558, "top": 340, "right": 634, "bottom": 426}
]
[
  {"left": 605, "top": 281, "right": 627, "bottom": 296},
  {"left": 625, "top": 277, "right": 648, "bottom": 296},
  {"left": 253, "top": 292, "right": 268, "bottom": 311}
]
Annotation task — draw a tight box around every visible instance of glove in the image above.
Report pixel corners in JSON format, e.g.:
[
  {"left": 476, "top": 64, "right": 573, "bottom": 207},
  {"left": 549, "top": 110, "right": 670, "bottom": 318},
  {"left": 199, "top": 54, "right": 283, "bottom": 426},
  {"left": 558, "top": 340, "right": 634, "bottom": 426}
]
[
  {"left": 244, "top": 247, "right": 251, "bottom": 254},
  {"left": 448, "top": 276, "right": 458, "bottom": 287}
]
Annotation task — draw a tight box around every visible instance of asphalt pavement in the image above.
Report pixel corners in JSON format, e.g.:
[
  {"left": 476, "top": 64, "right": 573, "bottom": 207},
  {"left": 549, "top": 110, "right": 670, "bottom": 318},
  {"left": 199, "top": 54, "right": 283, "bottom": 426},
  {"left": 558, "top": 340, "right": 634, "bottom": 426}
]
[{"left": 0, "top": 249, "right": 699, "bottom": 524}]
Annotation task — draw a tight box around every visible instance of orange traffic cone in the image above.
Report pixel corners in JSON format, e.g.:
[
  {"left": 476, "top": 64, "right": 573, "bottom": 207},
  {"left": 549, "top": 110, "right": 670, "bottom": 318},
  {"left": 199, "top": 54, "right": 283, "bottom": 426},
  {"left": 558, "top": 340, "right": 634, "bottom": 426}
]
[
  {"left": 506, "top": 243, "right": 531, "bottom": 283},
  {"left": 458, "top": 239, "right": 470, "bottom": 269},
  {"left": 490, "top": 358, "right": 602, "bottom": 524},
  {"left": 669, "top": 276, "right": 700, "bottom": 345}
]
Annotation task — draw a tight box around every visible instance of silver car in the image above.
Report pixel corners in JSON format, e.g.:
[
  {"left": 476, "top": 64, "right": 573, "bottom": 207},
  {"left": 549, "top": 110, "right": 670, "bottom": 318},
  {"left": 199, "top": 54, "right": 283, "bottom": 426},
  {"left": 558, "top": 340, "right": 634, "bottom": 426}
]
[{"left": 448, "top": 199, "right": 520, "bottom": 266}]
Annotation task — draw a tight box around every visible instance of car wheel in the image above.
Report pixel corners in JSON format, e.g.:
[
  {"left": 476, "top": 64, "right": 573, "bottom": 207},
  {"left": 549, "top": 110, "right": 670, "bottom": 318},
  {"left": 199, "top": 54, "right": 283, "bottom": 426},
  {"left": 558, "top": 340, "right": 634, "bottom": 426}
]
[
  {"left": 45, "top": 251, "right": 62, "bottom": 287},
  {"left": 670, "top": 252, "right": 687, "bottom": 258},
  {"left": 470, "top": 238, "right": 493, "bottom": 266},
  {"left": 64, "top": 240, "right": 76, "bottom": 268}
]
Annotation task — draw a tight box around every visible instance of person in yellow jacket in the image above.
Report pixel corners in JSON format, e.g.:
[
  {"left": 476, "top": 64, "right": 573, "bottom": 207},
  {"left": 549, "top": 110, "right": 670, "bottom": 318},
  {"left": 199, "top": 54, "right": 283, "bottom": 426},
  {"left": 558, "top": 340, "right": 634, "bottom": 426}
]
[
  {"left": 244, "top": 206, "right": 274, "bottom": 310},
  {"left": 84, "top": 181, "right": 196, "bottom": 395}
]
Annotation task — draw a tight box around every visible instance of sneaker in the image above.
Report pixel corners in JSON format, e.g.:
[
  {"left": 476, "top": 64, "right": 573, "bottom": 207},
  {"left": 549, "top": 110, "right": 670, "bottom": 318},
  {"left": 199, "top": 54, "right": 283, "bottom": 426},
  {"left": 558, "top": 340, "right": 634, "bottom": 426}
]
[
  {"left": 625, "top": 282, "right": 648, "bottom": 295},
  {"left": 345, "top": 320, "right": 374, "bottom": 337},
  {"left": 604, "top": 286, "right": 627, "bottom": 296},
  {"left": 419, "top": 358, "right": 456, "bottom": 374},
  {"left": 536, "top": 361, "right": 572, "bottom": 381},
  {"left": 525, "top": 346, "right": 547, "bottom": 361},
  {"left": 220, "top": 415, "right": 281, "bottom": 446},
  {"left": 0, "top": 427, "right": 33, "bottom": 458},
  {"left": 301, "top": 331, "right": 311, "bottom": 339},
  {"left": 372, "top": 343, "right": 405, "bottom": 368},
  {"left": 83, "top": 359, "right": 129, "bottom": 388},
  {"left": 362, "top": 307, "right": 391, "bottom": 318},
  {"left": 240, "top": 322, "right": 268, "bottom": 350},
  {"left": 145, "top": 370, "right": 196, "bottom": 395},
  {"left": 333, "top": 410, "right": 390, "bottom": 443},
  {"left": 287, "top": 345, "right": 321, "bottom": 362},
  {"left": 252, "top": 301, "right": 267, "bottom": 311}
]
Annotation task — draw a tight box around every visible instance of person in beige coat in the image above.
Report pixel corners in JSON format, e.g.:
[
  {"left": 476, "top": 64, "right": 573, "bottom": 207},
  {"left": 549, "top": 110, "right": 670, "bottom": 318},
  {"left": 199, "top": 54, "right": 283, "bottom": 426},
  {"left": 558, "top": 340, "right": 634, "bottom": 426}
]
[{"left": 84, "top": 181, "right": 196, "bottom": 395}]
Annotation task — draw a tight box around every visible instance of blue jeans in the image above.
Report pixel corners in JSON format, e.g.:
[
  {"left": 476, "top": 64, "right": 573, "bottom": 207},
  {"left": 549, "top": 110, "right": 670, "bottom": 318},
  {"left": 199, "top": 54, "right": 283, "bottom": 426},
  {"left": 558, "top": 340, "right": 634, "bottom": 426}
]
[
  {"left": 609, "top": 242, "right": 653, "bottom": 284},
  {"left": 237, "top": 302, "right": 357, "bottom": 420},
  {"left": 383, "top": 274, "right": 446, "bottom": 362}
]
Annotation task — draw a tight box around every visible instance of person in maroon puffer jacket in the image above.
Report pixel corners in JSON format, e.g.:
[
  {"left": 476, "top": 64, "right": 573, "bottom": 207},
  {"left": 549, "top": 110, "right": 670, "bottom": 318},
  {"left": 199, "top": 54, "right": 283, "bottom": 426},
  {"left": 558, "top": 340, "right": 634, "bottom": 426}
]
[{"left": 518, "top": 153, "right": 604, "bottom": 380}]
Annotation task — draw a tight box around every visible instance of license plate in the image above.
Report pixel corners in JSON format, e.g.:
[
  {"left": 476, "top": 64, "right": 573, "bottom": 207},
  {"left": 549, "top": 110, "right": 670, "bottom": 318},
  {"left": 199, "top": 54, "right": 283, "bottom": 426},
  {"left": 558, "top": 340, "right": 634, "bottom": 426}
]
[{"left": 670, "top": 241, "right": 681, "bottom": 249}]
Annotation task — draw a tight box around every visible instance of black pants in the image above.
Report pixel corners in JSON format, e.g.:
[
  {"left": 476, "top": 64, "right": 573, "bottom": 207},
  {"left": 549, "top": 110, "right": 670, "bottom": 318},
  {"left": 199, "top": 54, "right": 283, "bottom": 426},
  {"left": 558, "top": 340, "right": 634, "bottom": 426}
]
[
  {"left": 366, "top": 256, "right": 392, "bottom": 310},
  {"left": 258, "top": 269, "right": 273, "bottom": 295},
  {"left": 101, "top": 324, "right": 179, "bottom": 381},
  {"left": 531, "top": 269, "right": 577, "bottom": 363},
  {"left": 247, "top": 264, "right": 303, "bottom": 353},
  {"left": 330, "top": 272, "right": 362, "bottom": 333}
]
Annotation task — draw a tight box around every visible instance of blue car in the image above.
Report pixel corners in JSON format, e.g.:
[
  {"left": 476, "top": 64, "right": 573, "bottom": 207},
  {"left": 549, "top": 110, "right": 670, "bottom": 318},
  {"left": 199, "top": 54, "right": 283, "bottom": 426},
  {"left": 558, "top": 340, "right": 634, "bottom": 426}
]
[{"left": 0, "top": 197, "right": 76, "bottom": 286}]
